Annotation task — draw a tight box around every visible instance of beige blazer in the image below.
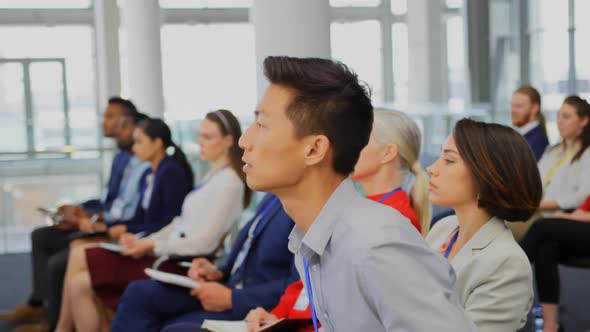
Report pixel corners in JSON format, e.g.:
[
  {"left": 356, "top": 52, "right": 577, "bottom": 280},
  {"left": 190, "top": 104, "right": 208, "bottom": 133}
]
[{"left": 426, "top": 216, "right": 533, "bottom": 332}]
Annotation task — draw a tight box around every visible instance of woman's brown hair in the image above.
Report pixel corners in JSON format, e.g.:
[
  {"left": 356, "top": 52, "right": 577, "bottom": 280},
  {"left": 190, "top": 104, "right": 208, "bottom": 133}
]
[
  {"left": 205, "top": 109, "right": 252, "bottom": 208},
  {"left": 514, "top": 85, "right": 547, "bottom": 135},
  {"left": 562, "top": 95, "right": 590, "bottom": 163},
  {"left": 453, "top": 118, "right": 542, "bottom": 222}
]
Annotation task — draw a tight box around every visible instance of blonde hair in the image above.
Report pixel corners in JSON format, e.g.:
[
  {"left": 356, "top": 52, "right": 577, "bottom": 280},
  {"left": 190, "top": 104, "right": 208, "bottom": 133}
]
[{"left": 372, "top": 109, "right": 431, "bottom": 237}]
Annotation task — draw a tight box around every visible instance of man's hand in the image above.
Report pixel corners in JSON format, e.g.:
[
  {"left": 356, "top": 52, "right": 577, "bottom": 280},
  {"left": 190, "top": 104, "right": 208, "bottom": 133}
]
[
  {"left": 190, "top": 282, "right": 232, "bottom": 312},
  {"left": 121, "top": 238, "right": 155, "bottom": 259},
  {"left": 108, "top": 225, "right": 127, "bottom": 240},
  {"left": 188, "top": 258, "right": 223, "bottom": 282},
  {"left": 245, "top": 307, "right": 279, "bottom": 331},
  {"left": 58, "top": 205, "right": 88, "bottom": 224},
  {"left": 78, "top": 217, "right": 95, "bottom": 233}
]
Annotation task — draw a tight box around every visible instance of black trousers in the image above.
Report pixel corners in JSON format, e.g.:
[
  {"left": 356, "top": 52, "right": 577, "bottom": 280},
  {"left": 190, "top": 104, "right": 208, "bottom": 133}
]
[
  {"left": 30, "top": 226, "right": 70, "bottom": 328},
  {"left": 520, "top": 218, "right": 590, "bottom": 303}
]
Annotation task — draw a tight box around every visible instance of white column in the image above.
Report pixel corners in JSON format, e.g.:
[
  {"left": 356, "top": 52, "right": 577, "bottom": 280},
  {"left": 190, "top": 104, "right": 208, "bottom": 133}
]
[
  {"left": 407, "top": 0, "right": 448, "bottom": 103},
  {"left": 251, "top": 0, "right": 331, "bottom": 98},
  {"left": 93, "top": 0, "right": 121, "bottom": 107},
  {"left": 120, "top": 0, "right": 164, "bottom": 118}
]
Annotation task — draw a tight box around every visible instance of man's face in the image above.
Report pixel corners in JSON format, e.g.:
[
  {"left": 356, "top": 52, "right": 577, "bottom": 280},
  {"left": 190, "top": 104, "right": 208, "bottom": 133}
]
[
  {"left": 102, "top": 104, "right": 123, "bottom": 138},
  {"left": 511, "top": 93, "right": 536, "bottom": 127},
  {"left": 115, "top": 116, "right": 134, "bottom": 149},
  {"left": 239, "top": 84, "right": 308, "bottom": 193}
]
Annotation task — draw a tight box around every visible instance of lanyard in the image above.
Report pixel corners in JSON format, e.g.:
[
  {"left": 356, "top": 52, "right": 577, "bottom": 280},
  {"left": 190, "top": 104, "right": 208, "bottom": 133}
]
[
  {"left": 444, "top": 230, "right": 459, "bottom": 259},
  {"left": 229, "top": 196, "right": 279, "bottom": 276},
  {"left": 543, "top": 143, "right": 579, "bottom": 188},
  {"left": 377, "top": 187, "right": 402, "bottom": 203},
  {"left": 193, "top": 164, "right": 229, "bottom": 192},
  {"left": 303, "top": 257, "right": 320, "bottom": 332}
]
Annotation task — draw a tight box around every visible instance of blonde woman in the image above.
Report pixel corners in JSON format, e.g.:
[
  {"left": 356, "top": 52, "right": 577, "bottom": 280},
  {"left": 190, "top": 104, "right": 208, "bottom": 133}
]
[{"left": 352, "top": 108, "right": 431, "bottom": 236}]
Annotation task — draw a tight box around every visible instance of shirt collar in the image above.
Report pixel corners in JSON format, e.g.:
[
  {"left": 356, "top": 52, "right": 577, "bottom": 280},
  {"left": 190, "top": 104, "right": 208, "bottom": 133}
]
[
  {"left": 515, "top": 120, "right": 540, "bottom": 136},
  {"left": 288, "top": 178, "right": 358, "bottom": 259}
]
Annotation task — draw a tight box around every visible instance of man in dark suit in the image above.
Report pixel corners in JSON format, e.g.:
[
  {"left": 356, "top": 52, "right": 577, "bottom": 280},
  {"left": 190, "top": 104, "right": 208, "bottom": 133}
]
[
  {"left": 511, "top": 85, "right": 550, "bottom": 160},
  {"left": 1, "top": 97, "right": 142, "bottom": 332},
  {"left": 110, "top": 194, "right": 297, "bottom": 332}
]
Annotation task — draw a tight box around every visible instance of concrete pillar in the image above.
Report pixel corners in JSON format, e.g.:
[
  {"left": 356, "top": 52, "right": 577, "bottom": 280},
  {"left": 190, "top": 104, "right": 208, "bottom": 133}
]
[{"left": 120, "top": 0, "right": 164, "bottom": 117}]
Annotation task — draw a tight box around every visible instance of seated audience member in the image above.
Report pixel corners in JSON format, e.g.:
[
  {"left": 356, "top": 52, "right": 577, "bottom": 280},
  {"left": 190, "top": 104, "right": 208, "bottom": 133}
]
[
  {"left": 52, "top": 110, "right": 249, "bottom": 332},
  {"left": 236, "top": 56, "right": 475, "bottom": 332},
  {"left": 512, "top": 95, "right": 590, "bottom": 241},
  {"left": 351, "top": 109, "right": 430, "bottom": 235},
  {"left": 54, "top": 117, "right": 193, "bottom": 332},
  {"left": 1, "top": 97, "right": 147, "bottom": 332},
  {"left": 537, "top": 96, "right": 590, "bottom": 215},
  {"left": 426, "top": 119, "right": 542, "bottom": 332},
  {"left": 521, "top": 195, "right": 590, "bottom": 332},
  {"left": 220, "top": 109, "right": 431, "bottom": 332},
  {"left": 110, "top": 193, "right": 297, "bottom": 332},
  {"left": 511, "top": 85, "right": 550, "bottom": 160}
]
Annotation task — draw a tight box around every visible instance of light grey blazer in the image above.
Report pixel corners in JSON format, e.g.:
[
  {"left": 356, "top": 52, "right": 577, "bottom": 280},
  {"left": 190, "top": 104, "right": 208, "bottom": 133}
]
[{"left": 426, "top": 216, "right": 533, "bottom": 332}]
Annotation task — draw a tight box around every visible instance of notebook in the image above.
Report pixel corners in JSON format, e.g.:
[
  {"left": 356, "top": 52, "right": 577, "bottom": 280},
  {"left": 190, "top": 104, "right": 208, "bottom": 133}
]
[
  {"left": 99, "top": 242, "right": 124, "bottom": 253},
  {"left": 144, "top": 268, "right": 200, "bottom": 289},
  {"left": 201, "top": 318, "right": 313, "bottom": 332}
]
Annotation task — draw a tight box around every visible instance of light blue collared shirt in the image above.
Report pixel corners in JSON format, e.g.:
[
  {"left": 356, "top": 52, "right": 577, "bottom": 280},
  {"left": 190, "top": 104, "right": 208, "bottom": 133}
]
[
  {"left": 288, "top": 178, "right": 477, "bottom": 332},
  {"left": 103, "top": 156, "right": 150, "bottom": 222}
]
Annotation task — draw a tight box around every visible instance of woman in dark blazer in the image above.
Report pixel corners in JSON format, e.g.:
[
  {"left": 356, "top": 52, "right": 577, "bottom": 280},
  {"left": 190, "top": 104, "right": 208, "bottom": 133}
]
[{"left": 55, "top": 118, "right": 193, "bottom": 332}]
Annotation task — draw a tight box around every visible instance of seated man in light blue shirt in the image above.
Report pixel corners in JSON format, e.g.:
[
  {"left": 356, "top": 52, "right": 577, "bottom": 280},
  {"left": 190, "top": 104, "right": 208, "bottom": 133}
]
[{"left": 238, "top": 56, "right": 477, "bottom": 331}]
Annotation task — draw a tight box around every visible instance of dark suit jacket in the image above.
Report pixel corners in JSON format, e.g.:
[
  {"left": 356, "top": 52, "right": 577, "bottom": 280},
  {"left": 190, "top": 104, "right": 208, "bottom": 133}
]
[
  {"left": 524, "top": 124, "right": 549, "bottom": 161},
  {"left": 81, "top": 149, "right": 131, "bottom": 212},
  {"left": 220, "top": 194, "right": 297, "bottom": 319},
  {"left": 111, "top": 156, "right": 189, "bottom": 234}
]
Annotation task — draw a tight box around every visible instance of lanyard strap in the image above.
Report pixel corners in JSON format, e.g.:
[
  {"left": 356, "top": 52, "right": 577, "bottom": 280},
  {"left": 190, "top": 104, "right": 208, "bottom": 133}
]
[
  {"left": 543, "top": 143, "right": 579, "bottom": 188},
  {"left": 303, "top": 257, "right": 320, "bottom": 332},
  {"left": 193, "top": 164, "right": 230, "bottom": 192},
  {"left": 229, "top": 197, "right": 279, "bottom": 276},
  {"left": 444, "top": 230, "right": 459, "bottom": 259},
  {"left": 377, "top": 187, "right": 402, "bottom": 203}
]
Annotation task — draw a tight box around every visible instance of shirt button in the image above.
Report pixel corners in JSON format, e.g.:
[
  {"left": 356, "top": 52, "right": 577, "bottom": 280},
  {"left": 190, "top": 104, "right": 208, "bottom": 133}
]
[
  {"left": 324, "top": 312, "right": 329, "bottom": 319},
  {"left": 312, "top": 265, "right": 318, "bottom": 271}
]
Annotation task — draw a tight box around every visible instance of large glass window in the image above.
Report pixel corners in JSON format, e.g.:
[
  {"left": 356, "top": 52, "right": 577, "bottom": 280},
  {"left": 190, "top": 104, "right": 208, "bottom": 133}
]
[
  {"left": 446, "top": 15, "right": 466, "bottom": 107},
  {"left": 391, "top": 22, "right": 408, "bottom": 104},
  {"left": 330, "top": 0, "right": 380, "bottom": 7},
  {"left": 575, "top": 0, "right": 590, "bottom": 99},
  {"left": 0, "top": 26, "right": 97, "bottom": 153},
  {"left": 331, "top": 20, "right": 384, "bottom": 105},
  {"left": 528, "top": 0, "right": 569, "bottom": 110},
  {"left": 0, "top": 63, "right": 26, "bottom": 152},
  {"left": 0, "top": 0, "right": 90, "bottom": 8},
  {"left": 159, "top": 0, "right": 252, "bottom": 8},
  {"left": 160, "top": 23, "right": 256, "bottom": 127}
]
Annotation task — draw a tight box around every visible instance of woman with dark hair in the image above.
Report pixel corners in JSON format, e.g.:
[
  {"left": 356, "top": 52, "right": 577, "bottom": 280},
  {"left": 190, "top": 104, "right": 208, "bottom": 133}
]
[
  {"left": 54, "top": 112, "right": 250, "bottom": 332},
  {"left": 426, "top": 118, "right": 542, "bottom": 332},
  {"left": 536, "top": 96, "right": 590, "bottom": 215}
]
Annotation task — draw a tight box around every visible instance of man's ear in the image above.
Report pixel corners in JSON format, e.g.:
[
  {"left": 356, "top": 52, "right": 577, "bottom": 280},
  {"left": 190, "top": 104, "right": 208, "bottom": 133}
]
[
  {"left": 381, "top": 143, "right": 398, "bottom": 164},
  {"left": 303, "top": 134, "right": 331, "bottom": 167}
]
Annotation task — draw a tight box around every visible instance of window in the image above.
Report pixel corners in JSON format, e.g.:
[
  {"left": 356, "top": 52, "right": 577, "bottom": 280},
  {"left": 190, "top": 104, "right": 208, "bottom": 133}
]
[
  {"left": 0, "top": 63, "right": 26, "bottom": 152},
  {"left": 392, "top": 23, "right": 408, "bottom": 104},
  {"left": 160, "top": 24, "right": 256, "bottom": 131},
  {"left": 575, "top": 0, "right": 590, "bottom": 99},
  {"left": 159, "top": 0, "right": 252, "bottom": 8},
  {"left": 446, "top": 16, "right": 466, "bottom": 107},
  {"left": 528, "top": 0, "right": 569, "bottom": 110},
  {"left": 0, "top": 26, "right": 97, "bottom": 153},
  {"left": 391, "top": 0, "right": 407, "bottom": 15},
  {"left": 330, "top": 0, "right": 380, "bottom": 7},
  {"left": 0, "top": 0, "right": 90, "bottom": 8},
  {"left": 331, "top": 20, "right": 384, "bottom": 105}
]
